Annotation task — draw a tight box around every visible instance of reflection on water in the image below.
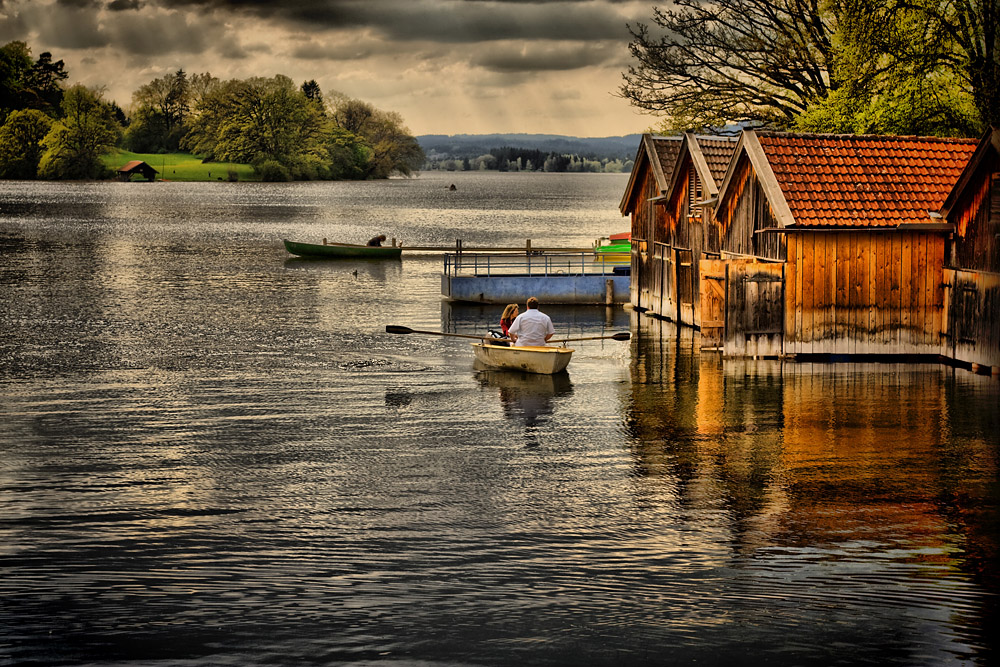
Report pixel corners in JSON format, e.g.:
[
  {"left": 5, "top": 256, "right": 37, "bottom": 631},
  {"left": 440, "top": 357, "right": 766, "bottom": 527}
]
[
  {"left": 475, "top": 367, "right": 574, "bottom": 445},
  {"left": 625, "top": 314, "right": 999, "bottom": 664},
  {"left": 0, "top": 177, "right": 997, "bottom": 666}
]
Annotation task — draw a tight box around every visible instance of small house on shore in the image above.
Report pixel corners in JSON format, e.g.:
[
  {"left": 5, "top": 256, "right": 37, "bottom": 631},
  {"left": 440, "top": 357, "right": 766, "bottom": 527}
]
[
  {"left": 116, "top": 160, "right": 158, "bottom": 182},
  {"left": 619, "top": 134, "right": 682, "bottom": 311}
]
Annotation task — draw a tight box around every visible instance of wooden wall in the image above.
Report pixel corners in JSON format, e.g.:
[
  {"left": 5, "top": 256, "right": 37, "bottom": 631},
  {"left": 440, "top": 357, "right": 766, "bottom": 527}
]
[
  {"left": 651, "top": 159, "right": 707, "bottom": 327},
  {"left": 944, "top": 268, "right": 1000, "bottom": 369},
  {"left": 718, "top": 156, "right": 785, "bottom": 261},
  {"left": 630, "top": 167, "right": 661, "bottom": 310},
  {"left": 950, "top": 153, "right": 1000, "bottom": 273},
  {"left": 723, "top": 259, "right": 785, "bottom": 357},
  {"left": 784, "top": 231, "right": 947, "bottom": 356}
]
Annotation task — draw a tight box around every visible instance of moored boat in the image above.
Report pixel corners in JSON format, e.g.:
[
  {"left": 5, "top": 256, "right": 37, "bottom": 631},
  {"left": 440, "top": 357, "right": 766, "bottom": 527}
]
[
  {"left": 471, "top": 342, "right": 573, "bottom": 374},
  {"left": 594, "top": 231, "right": 631, "bottom": 263},
  {"left": 283, "top": 239, "right": 402, "bottom": 259}
]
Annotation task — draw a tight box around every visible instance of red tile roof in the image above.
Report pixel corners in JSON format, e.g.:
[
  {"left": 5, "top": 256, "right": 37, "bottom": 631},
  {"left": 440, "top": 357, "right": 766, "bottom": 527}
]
[
  {"left": 757, "top": 132, "right": 978, "bottom": 227},
  {"left": 697, "top": 136, "right": 739, "bottom": 189},
  {"left": 651, "top": 136, "right": 683, "bottom": 187},
  {"left": 619, "top": 134, "right": 683, "bottom": 214}
]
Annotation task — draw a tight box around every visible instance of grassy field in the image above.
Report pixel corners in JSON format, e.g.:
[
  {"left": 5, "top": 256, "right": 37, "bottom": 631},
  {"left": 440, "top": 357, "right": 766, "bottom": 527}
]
[{"left": 102, "top": 149, "right": 258, "bottom": 182}]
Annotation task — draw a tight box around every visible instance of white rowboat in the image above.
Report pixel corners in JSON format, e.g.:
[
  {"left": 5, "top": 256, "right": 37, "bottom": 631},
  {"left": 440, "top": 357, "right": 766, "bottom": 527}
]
[{"left": 471, "top": 343, "right": 573, "bottom": 374}]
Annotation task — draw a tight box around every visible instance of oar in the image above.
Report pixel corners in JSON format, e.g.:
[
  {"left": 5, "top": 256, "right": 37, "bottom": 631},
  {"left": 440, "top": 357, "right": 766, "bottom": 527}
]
[
  {"left": 386, "top": 325, "right": 628, "bottom": 344},
  {"left": 386, "top": 325, "right": 508, "bottom": 341},
  {"left": 548, "top": 332, "right": 631, "bottom": 344}
]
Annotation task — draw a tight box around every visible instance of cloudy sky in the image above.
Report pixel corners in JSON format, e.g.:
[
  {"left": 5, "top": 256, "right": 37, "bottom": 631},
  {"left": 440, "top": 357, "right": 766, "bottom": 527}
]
[{"left": 1, "top": 0, "right": 658, "bottom": 136}]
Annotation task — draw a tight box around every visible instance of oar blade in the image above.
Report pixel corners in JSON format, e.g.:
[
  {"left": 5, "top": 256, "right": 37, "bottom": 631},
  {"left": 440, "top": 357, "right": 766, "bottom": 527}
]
[
  {"left": 610, "top": 332, "right": 631, "bottom": 341},
  {"left": 385, "top": 325, "right": 414, "bottom": 334}
]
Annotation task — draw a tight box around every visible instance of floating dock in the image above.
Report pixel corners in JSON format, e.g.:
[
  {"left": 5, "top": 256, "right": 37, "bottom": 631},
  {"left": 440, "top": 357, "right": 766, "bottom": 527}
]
[{"left": 442, "top": 252, "right": 629, "bottom": 305}]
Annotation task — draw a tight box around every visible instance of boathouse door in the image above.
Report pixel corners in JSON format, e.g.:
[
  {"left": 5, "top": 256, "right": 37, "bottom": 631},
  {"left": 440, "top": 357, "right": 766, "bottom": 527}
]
[
  {"left": 724, "top": 260, "right": 785, "bottom": 357},
  {"left": 699, "top": 259, "right": 726, "bottom": 348}
]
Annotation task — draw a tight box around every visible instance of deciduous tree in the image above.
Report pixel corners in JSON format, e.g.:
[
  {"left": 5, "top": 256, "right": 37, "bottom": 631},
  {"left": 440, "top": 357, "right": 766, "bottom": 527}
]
[
  {"left": 621, "top": 0, "right": 835, "bottom": 131},
  {"left": 126, "top": 69, "right": 190, "bottom": 151},
  {"left": 38, "top": 85, "right": 119, "bottom": 180},
  {"left": 0, "top": 108, "right": 53, "bottom": 178}
]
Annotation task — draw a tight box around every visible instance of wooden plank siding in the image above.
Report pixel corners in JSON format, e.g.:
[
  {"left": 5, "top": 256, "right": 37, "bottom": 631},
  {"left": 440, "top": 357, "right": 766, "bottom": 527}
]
[
  {"left": 722, "top": 259, "right": 784, "bottom": 357},
  {"left": 782, "top": 230, "right": 949, "bottom": 356},
  {"left": 944, "top": 269, "right": 1000, "bottom": 369},
  {"left": 700, "top": 259, "right": 727, "bottom": 347},
  {"left": 629, "top": 168, "right": 660, "bottom": 310},
  {"left": 948, "top": 147, "right": 1000, "bottom": 274}
]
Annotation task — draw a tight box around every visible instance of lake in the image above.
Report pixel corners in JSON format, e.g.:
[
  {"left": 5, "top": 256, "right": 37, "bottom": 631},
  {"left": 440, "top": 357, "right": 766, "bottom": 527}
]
[{"left": 1, "top": 171, "right": 997, "bottom": 666}]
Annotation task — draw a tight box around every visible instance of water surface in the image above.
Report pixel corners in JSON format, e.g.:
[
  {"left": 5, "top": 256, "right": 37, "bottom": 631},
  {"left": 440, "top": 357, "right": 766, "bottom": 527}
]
[{"left": 1, "top": 172, "right": 997, "bottom": 666}]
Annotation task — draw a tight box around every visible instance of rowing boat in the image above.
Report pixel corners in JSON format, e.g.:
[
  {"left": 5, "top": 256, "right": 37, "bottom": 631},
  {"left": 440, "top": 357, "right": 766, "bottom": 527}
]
[
  {"left": 283, "top": 239, "right": 402, "bottom": 259},
  {"left": 471, "top": 342, "right": 573, "bottom": 374}
]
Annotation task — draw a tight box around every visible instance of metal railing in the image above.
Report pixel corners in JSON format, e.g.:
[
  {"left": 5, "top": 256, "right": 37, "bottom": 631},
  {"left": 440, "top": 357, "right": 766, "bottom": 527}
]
[{"left": 444, "top": 252, "right": 628, "bottom": 278}]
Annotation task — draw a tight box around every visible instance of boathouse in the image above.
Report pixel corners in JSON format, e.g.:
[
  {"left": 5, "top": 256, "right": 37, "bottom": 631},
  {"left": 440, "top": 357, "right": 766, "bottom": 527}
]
[
  {"left": 116, "top": 160, "right": 158, "bottom": 181},
  {"left": 649, "top": 132, "right": 739, "bottom": 328},
  {"left": 619, "top": 134, "right": 682, "bottom": 311},
  {"left": 939, "top": 127, "right": 1000, "bottom": 369},
  {"left": 702, "top": 130, "right": 980, "bottom": 359}
]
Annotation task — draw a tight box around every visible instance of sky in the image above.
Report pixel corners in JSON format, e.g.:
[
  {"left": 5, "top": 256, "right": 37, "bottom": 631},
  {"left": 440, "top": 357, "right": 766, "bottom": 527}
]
[{"left": 0, "top": 0, "right": 658, "bottom": 137}]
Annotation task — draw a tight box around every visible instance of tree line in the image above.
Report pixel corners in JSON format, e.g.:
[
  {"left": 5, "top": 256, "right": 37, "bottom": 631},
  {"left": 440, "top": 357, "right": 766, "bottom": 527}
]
[
  {"left": 0, "top": 41, "right": 424, "bottom": 181},
  {"left": 427, "top": 147, "right": 633, "bottom": 173},
  {"left": 621, "top": 0, "right": 996, "bottom": 136}
]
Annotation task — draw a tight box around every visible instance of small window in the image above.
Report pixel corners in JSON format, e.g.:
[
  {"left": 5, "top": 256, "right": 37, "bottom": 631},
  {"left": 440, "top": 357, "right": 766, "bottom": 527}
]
[{"left": 688, "top": 172, "right": 702, "bottom": 220}]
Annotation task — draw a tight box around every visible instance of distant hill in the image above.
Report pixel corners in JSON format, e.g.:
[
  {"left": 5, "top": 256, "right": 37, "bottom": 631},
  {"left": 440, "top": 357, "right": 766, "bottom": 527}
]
[{"left": 417, "top": 133, "right": 643, "bottom": 162}]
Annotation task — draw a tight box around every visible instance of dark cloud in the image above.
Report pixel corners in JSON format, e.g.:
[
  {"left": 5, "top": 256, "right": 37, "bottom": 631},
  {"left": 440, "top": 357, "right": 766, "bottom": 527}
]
[
  {"left": 472, "top": 42, "right": 620, "bottom": 73},
  {"left": 145, "top": 0, "right": 632, "bottom": 43},
  {"left": 290, "top": 39, "right": 373, "bottom": 61},
  {"left": 107, "top": 0, "right": 142, "bottom": 10}
]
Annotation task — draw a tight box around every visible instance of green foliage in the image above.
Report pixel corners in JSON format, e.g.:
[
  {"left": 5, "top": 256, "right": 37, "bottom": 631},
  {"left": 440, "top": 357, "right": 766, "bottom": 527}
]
[
  {"left": 214, "top": 75, "right": 326, "bottom": 166},
  {"left": 257, "top": 160, "right": 290, "bottom": 182},
  {"left": 38, "top": 85, "right": 119, "bottom": 180},
  {"left": 0, "top": 41, "right": 67, "bottom": 120},
  {"left": 326, "top": 126, "right": 369, "bottom": 179},
  {"left": 796, "top": 0, "right": 981, "bottom": 136},
  {"left": 624, "top": 0, "right": 996, "bottom": 136},
  {"left": 126, "top": 70, "right": 191, "bottom": 152},
  {"left": 2, "top": 40, "right": 421, "bottom": 181},
  {"left": 301, "top": 79, "right": 323, "bottom": 106},
  {"left": 0, "top": 41, "right": 33, "bottom": 119},
  {"left": 330, "top": 98, "right": 424, "bottom": 178},
  {"left": 183, "top": 77, "right": 421, "bottom": 180},
  {"left": 28, "top": 51, "right": 68, "bottom": 116},
  {"left": 0, "top": 109, "right": 53, "bottom": 178}
]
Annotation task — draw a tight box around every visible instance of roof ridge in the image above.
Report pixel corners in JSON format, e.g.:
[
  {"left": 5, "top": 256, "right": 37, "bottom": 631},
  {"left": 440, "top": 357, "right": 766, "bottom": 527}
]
[{"left": 754, "top": 130, "right": 978, "bottom": 143}]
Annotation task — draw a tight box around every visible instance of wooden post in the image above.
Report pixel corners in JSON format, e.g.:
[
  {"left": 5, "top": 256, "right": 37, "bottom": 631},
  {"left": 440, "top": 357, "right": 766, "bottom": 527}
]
[
  {"left": 526, "top": 239, "right": 532, "bottom": 255},
  {"left": 322, "top": 238, "right": 327, "bottom": 245},
  {"left": 606, "top": 279, "right": 614, "bottom": 305},
  {"left": 392, "top": 237, "right": 396, "bottom": 247},
  {"left": 456, "top": 239, "right": 462, "bottom": 256}
]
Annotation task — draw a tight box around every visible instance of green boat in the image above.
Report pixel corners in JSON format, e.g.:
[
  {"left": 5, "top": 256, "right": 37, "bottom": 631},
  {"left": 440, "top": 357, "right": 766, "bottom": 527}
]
[
  {"left": 594, "top": 241, "right": 631, "bottom": 263},
  {"left": 283, "top": 239, "right": 403, "bottom": 259}
]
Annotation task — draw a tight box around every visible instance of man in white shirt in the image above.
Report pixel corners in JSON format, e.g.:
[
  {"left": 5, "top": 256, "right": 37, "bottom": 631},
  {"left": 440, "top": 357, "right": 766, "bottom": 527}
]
[{"left": 508, "top": 296, "right": 555, "bottom": 347}]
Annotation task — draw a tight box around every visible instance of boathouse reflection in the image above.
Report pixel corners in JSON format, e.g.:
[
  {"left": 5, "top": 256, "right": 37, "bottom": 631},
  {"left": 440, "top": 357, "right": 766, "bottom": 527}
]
[{"left": 625, "top": 312, "right": 1000, "bottom": 651}]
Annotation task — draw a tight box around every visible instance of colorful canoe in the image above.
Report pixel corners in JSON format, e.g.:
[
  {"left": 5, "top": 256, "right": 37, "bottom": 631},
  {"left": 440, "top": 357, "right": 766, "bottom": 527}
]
[
  {"left": 283, "top": 239, "right": 402, "bottom": 259},
  {"left": 471, "top": 342, "right": 573, "bottom": 374},
  {"left": 595, "top": 241, "right": 631, "bottom": 263}
]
